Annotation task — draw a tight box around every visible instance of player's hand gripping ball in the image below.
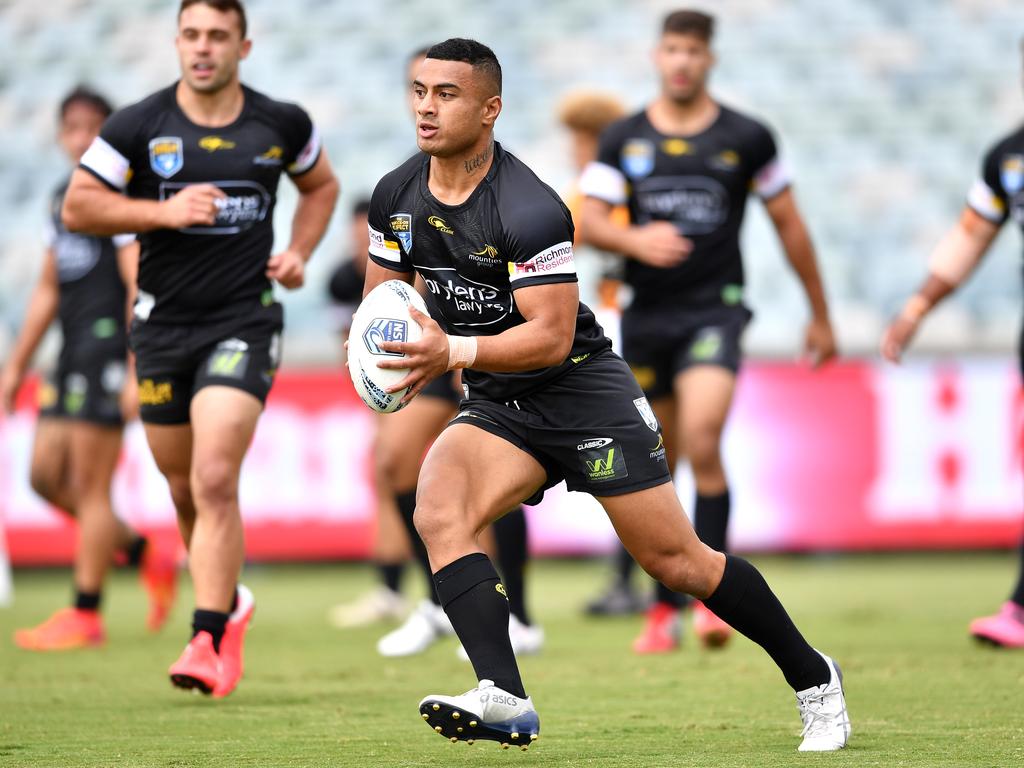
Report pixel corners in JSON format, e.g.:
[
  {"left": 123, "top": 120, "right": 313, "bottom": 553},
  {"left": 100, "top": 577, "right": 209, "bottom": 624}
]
[{"left": 348, "top": 280, "right": 430, "bottom": 413}]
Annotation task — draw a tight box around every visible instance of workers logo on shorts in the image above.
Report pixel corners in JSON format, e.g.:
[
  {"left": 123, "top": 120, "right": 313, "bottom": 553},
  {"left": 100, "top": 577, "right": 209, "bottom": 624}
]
[
  {"left": 148, "top": 136, "right": 184, "bottom": 179},
  {"left": 578, "top": 439, "right": 628, "bottom": 482},
  {"left": 621, "top": 138, "right": 655, "bottom": 179},
  {"left": 207, "top": 338, "right": 250, "bottom": 379},
  {"left": 690, "top": 327, "right": 724, "bottom": 362},
  {"left": 390, "top": 213, "right": 413, "bottom": 253},
  {"left": 1001, "top": 155, "right": 1024, "bottom": 196},
  {"left": 632, "top": 397, "right": 659, "bottom": 432}
]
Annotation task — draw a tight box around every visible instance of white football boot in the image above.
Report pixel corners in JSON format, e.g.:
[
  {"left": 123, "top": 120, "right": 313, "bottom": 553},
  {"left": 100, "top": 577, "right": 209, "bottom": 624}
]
[
  {"left": 376, "top": 599, "right": 453, "bottom": 657},
  {"left": 795, "top": 651, "right": 851, "bottom": 752},
  {"left": 328, "top": 587, "right": 407, "bottom": 629},
  {"left": 456, "top": 614, "right": 544, "bottom": 661},
  {"left": 419, "top": 679, "right": 540, "bottom": 749}
]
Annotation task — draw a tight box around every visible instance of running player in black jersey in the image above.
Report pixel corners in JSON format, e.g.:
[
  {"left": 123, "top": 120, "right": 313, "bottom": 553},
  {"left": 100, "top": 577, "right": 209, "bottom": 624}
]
[
  {"left": 882, "top": 111, "right": 1024, "bottom": 650},
  {"left": 363, "top": 38, "right": 849, "bottom": 752},
  {"left": 62, "top": 0, "right": 339, "bottom": 697},
  {"left": 1, "top": 87, "right": 178, "bottom": 651},
  {"left": 580, "top": 10, "right": 837, "bottom": 653}
]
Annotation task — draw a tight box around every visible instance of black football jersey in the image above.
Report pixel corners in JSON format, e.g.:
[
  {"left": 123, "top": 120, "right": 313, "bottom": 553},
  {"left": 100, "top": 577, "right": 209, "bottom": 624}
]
[
  {"left": 367, "top": 142, "right": 610, "bottom": 401},
  {"left": 967, "top": 124, "right": 1024, "bottom": 244},
  {"left": 45, "top": 178, "right": 129, "bottom": 347},
  {"left": 581, "top": 105, "right": 789, "bottom": 309},
  {"left": 79, "top": 83, "right": 321, "bottom": 325}
]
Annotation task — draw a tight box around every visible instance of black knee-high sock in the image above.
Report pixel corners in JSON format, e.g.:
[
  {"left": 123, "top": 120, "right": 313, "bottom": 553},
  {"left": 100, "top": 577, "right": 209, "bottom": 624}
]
[
  {"left": 704, "top": 555, "right": 829, "bottom": 691},
  {"left": 378, "top": 562, "right": 405, "bottom": 594},
  {"left": 1010, "top": 536, "right": 1024, "bottom": 608},
  {"left": 614, "top": 543, "right": 637, "bottom": 586},
  {"left": 695, "top": 490, "right": 730, "bottom": 553},
  {"left": 124, "top": 535, "right": 148, "bottom": 567},
  {"left": 493, "top": 507, "right": 530, "bottom": 626},
  {"left": 192, "top": 609, "right": 229, "bottom": 652},
  {"left": 396, "top": 490, "right": 440, "bottom": 605},
  {"left": 434, "top": 554, "right": 525, "bottom": 698}
]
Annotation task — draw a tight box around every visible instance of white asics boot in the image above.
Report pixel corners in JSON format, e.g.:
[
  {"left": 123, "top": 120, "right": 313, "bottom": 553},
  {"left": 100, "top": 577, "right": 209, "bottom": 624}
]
[
  {"left": 328, "top": 587, "right": 407, "bottom": 629},
  {"left": 456, "top": 614, "right": 545, "bottom": 661},
  {"left": 796, "top": 651, "right": 851, "bottom": 752},
  {"left": 376, "top": 599, "right": 453, "bottom": 657},
  {"left": 419, "top": 679, "right": 540, "bottom": 749}
]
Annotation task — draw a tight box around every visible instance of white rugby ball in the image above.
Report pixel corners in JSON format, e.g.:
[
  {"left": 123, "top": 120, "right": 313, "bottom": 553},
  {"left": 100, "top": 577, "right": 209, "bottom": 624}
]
[{"left": 348, "top": 280, "right": 430, "bottom": 413}]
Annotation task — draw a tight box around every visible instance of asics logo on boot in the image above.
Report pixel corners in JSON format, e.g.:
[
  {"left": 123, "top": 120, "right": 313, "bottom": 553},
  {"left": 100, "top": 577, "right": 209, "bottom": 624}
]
[{"left": 486, "top": 692, "right": 519, "bottom": 707}]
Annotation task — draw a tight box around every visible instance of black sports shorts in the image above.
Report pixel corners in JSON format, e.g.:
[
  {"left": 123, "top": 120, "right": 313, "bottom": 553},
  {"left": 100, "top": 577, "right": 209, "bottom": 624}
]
[
  {"left": 448, "top": 349, "right": 671, "bottom": 504},
  {"left": 130, "top": 302, "right": 283, "bottom": 425},
  {"left": 39, "top": 339, "right": 126, "bottom": 427},
  {"left": 621, "top": 302, "right": 752, "bottom": 399}
]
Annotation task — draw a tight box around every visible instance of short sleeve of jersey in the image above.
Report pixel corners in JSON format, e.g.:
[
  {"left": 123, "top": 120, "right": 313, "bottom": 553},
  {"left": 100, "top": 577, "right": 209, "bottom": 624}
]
[
  {"left": 273, "top": 102, "right": 321, "bottom": 176},
  {"left": 579, "top": 122, "right": 628, "bottom": 205},
  {"left": 366, "top": 180, "right": 412, "bottom": 272},
  {"left": 79, "top": 108, "right": 137, "bottom": 191},
  {"left": 967, "top": 143, "right": 1009, "bottom": 224},
  {"left": 503, "top": 194, "right": 578, "bottom": 290},
  {"left": 747, "top": 122, "right": 790, "bottom": 200}
]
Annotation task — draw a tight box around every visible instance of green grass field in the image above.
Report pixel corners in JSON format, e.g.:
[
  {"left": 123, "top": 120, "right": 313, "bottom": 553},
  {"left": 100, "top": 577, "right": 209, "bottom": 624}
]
[{"left": 2, "top": 554, "right": 1023, "bottom": 767}]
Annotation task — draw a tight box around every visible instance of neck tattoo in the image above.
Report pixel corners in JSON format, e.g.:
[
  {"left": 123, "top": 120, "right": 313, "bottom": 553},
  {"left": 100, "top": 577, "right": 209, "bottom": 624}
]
[{"left": 464, "top": 142, "right": 492, "bottom": 175}]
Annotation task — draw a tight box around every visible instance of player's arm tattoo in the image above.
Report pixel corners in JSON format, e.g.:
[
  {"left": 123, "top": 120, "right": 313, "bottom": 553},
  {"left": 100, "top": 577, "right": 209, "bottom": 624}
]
[{"left": 464, "top": 141, "right": 493, "bottom": 174}]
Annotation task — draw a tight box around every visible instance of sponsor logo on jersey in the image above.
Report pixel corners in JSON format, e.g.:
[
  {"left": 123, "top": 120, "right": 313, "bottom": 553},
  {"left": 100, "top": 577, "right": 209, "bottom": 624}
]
[
  {"left": 421, "top": 269, "right": 512, "bottom": 326},
  {"left": 149, "top": 136, "right": 184, "bottom": 179},
  {"left": 139, "top": 379, "right": 174, "bottom": 406},
  {"left": 160, "top": 181, "right": 271, "bottom": 235},
  {"left": 390, "top": 213, "right": 413, "bottom": 253},
  {"left": 577, "top": 437, "right": 613, "bottom": 451},
  {"left": 254, "top": 145, "right": 284, "bottom": 166},
  {"left": 622, "top": 138, "right": 655, "bottom": 179},
  {"left": 634, "top": 176, "right": 729, "bottom": 236},
  {"left": 468, "top": 244, "right": 502, "bottom": 267},
  {"left": 661, "top": 138, "right": 692, "bottom": 157},
  {"left": 428, "top": 215, "right": 454, "bottom": 235},
  {"left": 571, "top": 353, "right": 591, "bottom": 364},
  {"left": 1001, "top": 155, "right": 1024, "bottom": 196},
  {"left": 495, "top": 583, "right": 507, "bottom": 598},
  {"left": 507, "top": 241, "right": 575, "bottom": 282},
  {"left": 363, "top": 318, "right": 408, "bottom": 356},
  {"left": 650, "top": 433, "right": 667, "bottom": 461},
  {"left": 579, "top": 442, "right": 628, "bottom": 482},
  {"left": 199, "top": 136, "right": 236, "bottom": 152},
  {"left": 709, "top": 149, "right": 740, "bottom": 171},
  {"left": 633, "top": 396, "right": 659, "bottom": 432}
]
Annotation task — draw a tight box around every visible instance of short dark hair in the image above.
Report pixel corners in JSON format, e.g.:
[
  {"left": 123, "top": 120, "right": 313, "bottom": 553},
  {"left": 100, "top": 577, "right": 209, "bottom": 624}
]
[
  {"left": 425, "top": 38, "right": 502, "bottom": 95},
  {"left": 178, "top": 0, "right": 248, "bottom": 39},
  {"left": 352, "top": 198, "right": 372, "bottom": 217},
  {"left": 662, "top": 9, "right": 714, "bottom": 42},
  {"left": 59, "top": 86, "right": 113, "bottom": 122}
]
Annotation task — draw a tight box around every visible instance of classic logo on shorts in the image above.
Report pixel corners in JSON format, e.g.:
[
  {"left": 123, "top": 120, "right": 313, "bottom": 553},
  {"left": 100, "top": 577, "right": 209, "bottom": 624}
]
[
  {"left": 633, "top": 397, "right": 659, "bottom": 432},
  {"left": 622, "top": 138, "right": 655, "bottom": 179},
  {"left": 363, "top": 318, "right": 408, "bottom": 356},
  {"left": 390, "top": 213, "right": 413, "bottom": 253},
  {"left": 1001, "top": 155, "right": 1024, "bottom": 196},
  {"left": 199, "top": 136, "right": 236, "bottom": 152},
  {"left": 579, "top": 442, "right": 628, "bottom": 482},
  {"left": 577, "top": 437, "right": 613, "bottom": 451},
  {"left": 149, "top": 136, "right": 184, "bottom": 179},
  {"left": 428, "top": 215, "right": 454, "bottom": 235}
]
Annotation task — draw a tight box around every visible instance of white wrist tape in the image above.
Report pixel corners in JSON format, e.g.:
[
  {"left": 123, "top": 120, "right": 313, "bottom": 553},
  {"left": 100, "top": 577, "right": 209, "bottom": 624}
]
[{"left": 446, "top": 335, "right": 478, "bottom": 370}]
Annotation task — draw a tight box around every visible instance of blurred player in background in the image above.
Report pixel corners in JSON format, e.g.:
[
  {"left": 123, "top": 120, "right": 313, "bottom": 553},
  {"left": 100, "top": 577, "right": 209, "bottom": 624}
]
[
  {"left": 558, "top": 89, "right": 652, "bottom": 617},
  {"left": 332, "top": 47, "right": 542, "bottom": 661},
  {"left": 1, "top": 86, "right": 177, "bottom": 651},
  {"left": 366, "top": 38, "right": 849, "bottom": 752},
  {"left": 882, "top": 73, "right": 1024, "bottom": 648},
  {"left": 62, "top": 0, "right": 339, "bottom": 696},
  {"left": 327, "top": 198, "right": 414, "bottom": 627},
  {"left": 580, "top": 9, "right": 836, "bottom": 652}
]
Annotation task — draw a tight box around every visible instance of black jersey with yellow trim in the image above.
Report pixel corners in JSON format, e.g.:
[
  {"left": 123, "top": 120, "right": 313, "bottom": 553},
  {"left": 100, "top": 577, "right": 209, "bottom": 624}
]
[
  {"left": 45, "top": 178, "right": 129, "bottom": 349},
  {"left": 367, "top": 142, "right": 610, "bottom": 402},
  {"left": 580, "top": 104, "right": 788, "bottom": 310},
  {"left": 79, "top": 82, "right": 321, "bottom": 325},
  {"left": 966, "top": 124, "right": 1024, "bottom": 239}
]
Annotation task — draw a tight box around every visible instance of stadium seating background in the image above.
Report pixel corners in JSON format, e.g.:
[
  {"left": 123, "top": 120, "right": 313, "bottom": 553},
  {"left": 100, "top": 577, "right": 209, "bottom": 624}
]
[{"left": 2, "top": 0, "right": 1024, "bottom": 365}]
